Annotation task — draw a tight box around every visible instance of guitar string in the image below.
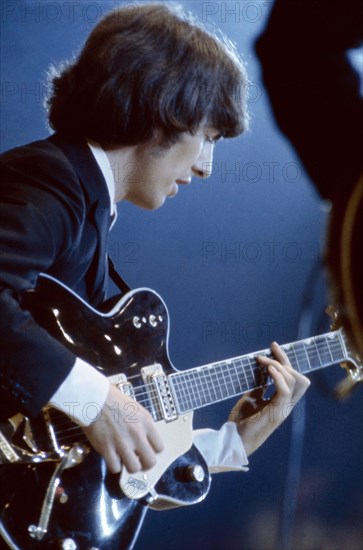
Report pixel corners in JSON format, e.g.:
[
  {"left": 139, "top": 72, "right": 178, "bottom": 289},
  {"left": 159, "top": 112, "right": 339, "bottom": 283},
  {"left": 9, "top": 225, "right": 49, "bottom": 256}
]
[
  {"left": 140, "top": 337, "right": 345, "bottom": 410},
  {"left": 49, "top": 337, "right": 345, "bottom": 414},
  {"left": 49, "top": 349, "right": 345, "bottom": 428},
  {"left": 130, "top": 337, "right": 345, "bottom": 399},
  {"left": 50, "top": 336, "right": 346, "bottom": 442},
  {"left": 127, "top": 335, "right": 344, "bottom": 394}
]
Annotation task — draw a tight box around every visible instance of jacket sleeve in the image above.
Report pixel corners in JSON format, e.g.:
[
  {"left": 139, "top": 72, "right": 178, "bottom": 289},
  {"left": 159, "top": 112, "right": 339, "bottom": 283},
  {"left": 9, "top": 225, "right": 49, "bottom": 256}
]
[
  {"left": 255, "top": 0, "right": 363, "bottom": 200},
  {"left": 0, "top": 140, "right": 86, "bottom": 419}
]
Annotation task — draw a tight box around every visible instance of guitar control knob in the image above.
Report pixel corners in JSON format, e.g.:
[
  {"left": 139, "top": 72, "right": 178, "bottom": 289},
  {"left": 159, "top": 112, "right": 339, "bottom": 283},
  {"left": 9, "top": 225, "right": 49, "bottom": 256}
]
[
  {"left": 149, "top": 314, "right": 157, "bottom": 327},
  {"left": 133, "top": 316, "right": 142, "bottom": 328},
  {"left": 185, "top": 464, "right": 205, "bottom": 483},
  {"left": 58, "top": 539, "right": 77, "bottom": 550}
]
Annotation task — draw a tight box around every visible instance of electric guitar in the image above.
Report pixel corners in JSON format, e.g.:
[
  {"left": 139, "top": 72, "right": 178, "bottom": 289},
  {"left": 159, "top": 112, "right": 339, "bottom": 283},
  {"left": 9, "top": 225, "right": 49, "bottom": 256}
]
[{"left": 0, "top": 274, "right": 362, "bottom": 549}]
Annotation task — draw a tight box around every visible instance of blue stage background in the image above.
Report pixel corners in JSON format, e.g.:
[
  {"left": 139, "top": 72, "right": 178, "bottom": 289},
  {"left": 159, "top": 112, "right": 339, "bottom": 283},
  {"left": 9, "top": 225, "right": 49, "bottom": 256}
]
[{"left": 1, "top": 1, "right": 362, "bottom": 548}]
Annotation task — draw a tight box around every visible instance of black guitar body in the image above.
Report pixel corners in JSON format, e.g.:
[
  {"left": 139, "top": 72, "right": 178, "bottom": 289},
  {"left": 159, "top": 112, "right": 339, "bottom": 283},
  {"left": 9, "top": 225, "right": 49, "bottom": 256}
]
[
  {"left": 0, "top": 453, "right": 147, "bottom": 550},
  {"left": 25, "top": 275, "right": 174, "bottom": 378},
  {"left": 1, "top": 445, "right": 208, "bottom": 550},
  {"left": 0, "top": 275, "right": 211, "bottom": 549}
]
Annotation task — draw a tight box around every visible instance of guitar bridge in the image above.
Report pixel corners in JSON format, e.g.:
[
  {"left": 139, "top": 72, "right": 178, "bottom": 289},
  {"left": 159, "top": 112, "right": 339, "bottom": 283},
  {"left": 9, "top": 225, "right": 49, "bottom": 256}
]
[{"left": 142, "top": 365, "right": 177, "bottom": 422}]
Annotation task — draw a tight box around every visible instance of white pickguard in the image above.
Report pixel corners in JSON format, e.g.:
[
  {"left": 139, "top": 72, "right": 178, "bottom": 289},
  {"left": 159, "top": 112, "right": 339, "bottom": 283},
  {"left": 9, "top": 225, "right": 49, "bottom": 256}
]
[{"left": 119, "top": 412, "right": 194, "bottom": 499}]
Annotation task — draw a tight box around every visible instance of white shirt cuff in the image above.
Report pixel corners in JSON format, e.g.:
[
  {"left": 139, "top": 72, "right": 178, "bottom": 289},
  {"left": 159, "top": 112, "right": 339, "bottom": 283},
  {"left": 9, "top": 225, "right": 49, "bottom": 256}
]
[
  {"left": 193, "top": 421, "right": 249, "bottom": 473},
  {"left": 49, "top": 358, "right": 110, "bottom": 426}
]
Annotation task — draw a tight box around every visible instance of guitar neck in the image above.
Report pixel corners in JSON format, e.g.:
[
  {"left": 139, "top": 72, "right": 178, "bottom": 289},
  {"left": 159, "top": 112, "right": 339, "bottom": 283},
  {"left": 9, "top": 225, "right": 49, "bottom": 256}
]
[
  {"left": 169, "top": 330, "right": 348, "bottom": 414},
  {"left": 26, "top": 330, "right": 350, "bottom": 454}
]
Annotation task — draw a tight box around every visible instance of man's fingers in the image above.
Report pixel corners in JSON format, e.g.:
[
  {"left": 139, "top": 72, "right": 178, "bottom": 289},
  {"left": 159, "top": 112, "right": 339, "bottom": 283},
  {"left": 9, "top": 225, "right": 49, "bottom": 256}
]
[
  {"left": 116, "top": 420, "right": 164, "bottom": 472},
  {"left": 270, "top": 341, "right": 291, "bottom": 365},
  {"left": 83, "top": 387, "right": 165, "bottom": 475},
  {"left": 135, "top": 406, "right": 165, "bottom": 454},
  {"left": 147, "top": 428, "right": 165, "bottom": 454},
  {"left": 135, "top": 441, "right": 158, "bottom": 471},
  {"left": 106, "top": 439, "right": 157, "bottom": 474},
  {"left": 257, "top": 347, "right": 310, "bottom": 402},
  {"left": 235, "top": 343, "right": 311, "bottom": 457},
  {"left": 118, "top": 447, "right": 142, "bottom": 474},
  {"left": 267, "top": 364, "right": 293, "bottom": 397},
  {"left": 257, "top": 354, "right": 296, "bottom": 386},
  {"left": 291, "top": 371, "right": 311, "bottom": 399},
  {"left": 102, "top": 448, "right": 122, "bottom": 474}
]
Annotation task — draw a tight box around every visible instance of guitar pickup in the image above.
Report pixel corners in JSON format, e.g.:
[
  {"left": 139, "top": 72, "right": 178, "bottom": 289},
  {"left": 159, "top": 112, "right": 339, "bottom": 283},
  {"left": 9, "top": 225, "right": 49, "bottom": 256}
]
[
  {"left": 142, "top": 364, "right": 177, "bottom": 422},
  {"left": 108, "top": 373, "right": 135, "bottom": 399}
]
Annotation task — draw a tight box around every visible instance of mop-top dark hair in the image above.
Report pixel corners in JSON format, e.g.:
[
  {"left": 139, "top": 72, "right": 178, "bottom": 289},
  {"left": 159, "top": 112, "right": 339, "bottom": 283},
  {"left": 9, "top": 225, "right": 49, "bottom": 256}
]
[{"left": 47, "top": 3, "right": 249, "bottom": 148}]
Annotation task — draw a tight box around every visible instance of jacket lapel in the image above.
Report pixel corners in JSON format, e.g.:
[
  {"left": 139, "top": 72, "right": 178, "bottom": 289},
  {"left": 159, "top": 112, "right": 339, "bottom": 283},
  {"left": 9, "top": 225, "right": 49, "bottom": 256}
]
[{"left": 48, "top": 133, "right": 111, "bottom": 303}]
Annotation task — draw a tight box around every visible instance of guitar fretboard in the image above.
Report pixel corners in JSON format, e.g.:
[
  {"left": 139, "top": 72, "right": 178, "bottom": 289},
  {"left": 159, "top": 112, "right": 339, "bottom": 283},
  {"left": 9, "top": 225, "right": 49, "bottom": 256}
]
[{"left": 169, "top": 331, "right": 347, "bottom": 414}]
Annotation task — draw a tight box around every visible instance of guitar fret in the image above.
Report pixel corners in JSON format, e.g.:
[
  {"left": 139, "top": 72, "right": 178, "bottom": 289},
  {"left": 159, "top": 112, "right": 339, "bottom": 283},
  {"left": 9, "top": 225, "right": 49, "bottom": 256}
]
[
  {"left": 219, "top": 364, "right": 230, "bottom": 397},
  {"left": 285, "top": 346, "right": 297, "bottom": 370},
  {"left": 325, "top": 336, "right": 335, "bottom": 363},
  {"left": 232, "top": 360, "right": 244, "bottom": 393},
  {"left": 212, "top": 365, "right": 224, "bottom": 401},
  {"left": 306, "top": 344, "right": 317, "bottom": 368},
  {"left": 328, "top": 334, "right": 345, "bottom": 362},
  {"left": 313, "top": 339, "right": 322, "bottom": 366},
  {"left": 220, "top": 364, "right": 230, "bottom": 396},
  {"left": 225, "top": 362, "right": 233, "bottom": 391},
  {"left": 297, "top": 343, "right": 311, "bottom": 372},
  {"left": 169, "top": 330, "right": 350, "bottom": 415},
  {"left": 233, "top": 360, "right": 245, "bottom": 389},
  {"left": 197, "top": 369, "right": 210, "bottom": 406},
  {"left": 305, "top": 345, "right": 314, "bottom": 370},
  {"left": 200, "top": 368, "right": 214, "bottom": 404},
  {"left": 194, "top": 368, "right": 207, "bottom": 406},
  {"left": 199, "top": 370, "right": 213, "bottom": 405},
  {"left": 240, "top": 360, "right": 249, "bottom": 388},
  {"left": 211, "top": 373, "right": 220, "bottom": 401},
  {"left": 316, "top": 336, "right": 333, "bottom": 366},
  {"left": 310, "top": 334, "right": 344, "bottom": 369},
  {"left": 186, "top": 371, "right": 199, "bottom": 409},
  {"left": 305, "top": 343, "right": 316, "bottom": 371},
  {"left": 172, "top": 357, "right": 260, "bottom": 414},
  {"left": 283, "top": 333, "right": 346, "bottom": 374},
  {"left": 225, "top": 362, "right": 234, "bottom": 394},
  {"left": 241, "top": 363, "right": 249, "bottom": 388},
  {"left": 247, "top": 358, "right": 256, "bottom": 385},
  {"left": 173, "top": 374, "right": 189, "bottom": 411}
]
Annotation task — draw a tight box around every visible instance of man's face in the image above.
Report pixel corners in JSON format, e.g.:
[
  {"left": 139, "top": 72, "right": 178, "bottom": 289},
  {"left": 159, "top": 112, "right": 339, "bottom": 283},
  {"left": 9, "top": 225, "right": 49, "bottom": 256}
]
[{"left": 116, "top": 128, "right": 218, "bottom": 209}]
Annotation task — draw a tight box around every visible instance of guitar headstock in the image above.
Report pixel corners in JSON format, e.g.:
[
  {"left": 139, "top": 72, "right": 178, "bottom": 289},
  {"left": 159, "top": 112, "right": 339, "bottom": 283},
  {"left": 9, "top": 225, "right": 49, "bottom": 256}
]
[{"left": 326, "top": 305, "right": 363, "bottom": 399}]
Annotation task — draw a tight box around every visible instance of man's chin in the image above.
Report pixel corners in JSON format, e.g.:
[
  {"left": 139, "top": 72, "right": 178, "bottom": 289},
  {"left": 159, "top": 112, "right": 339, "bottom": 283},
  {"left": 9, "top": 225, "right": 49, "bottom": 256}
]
[
  {"left": 127, "top": 191, "right": 175, "bottom": 210},
  {"left": 146, "top": 196, "right": 168, "bottom": 210}
]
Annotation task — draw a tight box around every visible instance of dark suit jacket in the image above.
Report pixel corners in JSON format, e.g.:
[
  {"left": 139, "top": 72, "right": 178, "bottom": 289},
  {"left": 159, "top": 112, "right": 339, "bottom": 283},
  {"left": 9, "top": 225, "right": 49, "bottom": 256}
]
[{"left": 0, "top": 133, "right": 112, "bottom": 420}]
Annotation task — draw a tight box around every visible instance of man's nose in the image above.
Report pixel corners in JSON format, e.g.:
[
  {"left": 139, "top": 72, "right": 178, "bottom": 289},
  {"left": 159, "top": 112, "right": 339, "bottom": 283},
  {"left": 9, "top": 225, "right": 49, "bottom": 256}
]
[{"left": 192, "top": 142, "right": 214, "bottom": 180}]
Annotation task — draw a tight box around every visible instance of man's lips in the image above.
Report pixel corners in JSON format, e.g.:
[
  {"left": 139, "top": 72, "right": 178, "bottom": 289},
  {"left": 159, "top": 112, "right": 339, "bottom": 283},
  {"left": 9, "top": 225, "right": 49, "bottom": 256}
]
[{"left": 175, "top": 178, "right": 191, "bottom": 185}]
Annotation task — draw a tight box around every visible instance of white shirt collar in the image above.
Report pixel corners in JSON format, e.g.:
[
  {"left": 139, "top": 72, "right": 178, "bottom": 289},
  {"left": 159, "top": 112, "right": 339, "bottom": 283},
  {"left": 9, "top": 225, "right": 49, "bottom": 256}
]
[{"left": 87, "top": 141, "right": 117, "bottom": 220}]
